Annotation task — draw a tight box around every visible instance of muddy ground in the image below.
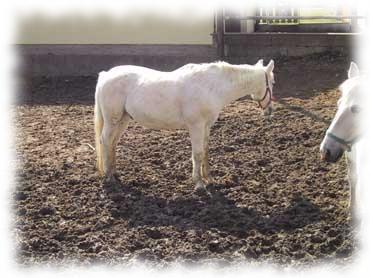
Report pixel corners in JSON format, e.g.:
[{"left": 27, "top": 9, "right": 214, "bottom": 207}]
[{"left": 13, "top": 52, "right": 357, "bottom": 269}]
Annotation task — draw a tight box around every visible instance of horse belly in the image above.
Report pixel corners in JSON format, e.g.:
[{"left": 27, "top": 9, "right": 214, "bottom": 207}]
[{"left": 126, "top": 94, "right": 185, "bottom": 130}]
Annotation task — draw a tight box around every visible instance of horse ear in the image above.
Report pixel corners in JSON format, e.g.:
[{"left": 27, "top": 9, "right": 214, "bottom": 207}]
[
  {"left": 255, "top": 59, "right": 264, "bottom": 66},
  {"left": 348, "top": 62, "right": 360, "bottom": 78},
  {"left": 265, "top": 59, "right": 274, "bottom": 73}
]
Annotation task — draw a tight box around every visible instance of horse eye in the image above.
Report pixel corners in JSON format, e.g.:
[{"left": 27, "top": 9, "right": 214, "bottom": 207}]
[{"left": 350, "top": 105, "right": 361, "bottom": 114}]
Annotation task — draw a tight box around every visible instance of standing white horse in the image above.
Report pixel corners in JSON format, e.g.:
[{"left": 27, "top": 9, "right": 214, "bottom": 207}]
[
  {"left": 95, "top": 59, "right": 275, "bottom": 191},
  {"left": 320, "top": 62, "right": 365, "bottom": 219}
]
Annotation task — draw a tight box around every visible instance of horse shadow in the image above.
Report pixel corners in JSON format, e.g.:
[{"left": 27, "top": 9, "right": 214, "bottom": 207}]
[{"left": 103, "top": 180, "right": 321, "bottom": 237}]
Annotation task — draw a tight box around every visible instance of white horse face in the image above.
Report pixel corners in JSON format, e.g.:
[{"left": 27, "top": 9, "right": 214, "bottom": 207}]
[
  {"left": 255, "top": 59, "right": 275, "bottom": 116},
  {"left": 320, "top": 62, "right": 363, "bottom": 163}
]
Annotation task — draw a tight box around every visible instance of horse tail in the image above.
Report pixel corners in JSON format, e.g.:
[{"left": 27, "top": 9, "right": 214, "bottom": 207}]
[{"left": 94, "top": 72, "right": 105, "bottom": 175}]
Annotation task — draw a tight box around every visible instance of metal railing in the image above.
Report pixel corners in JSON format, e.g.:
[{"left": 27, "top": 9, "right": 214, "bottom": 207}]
[
  {"left": 215, "top": 9, "right": 365, "bottom": 58},
  {"left": 223, "top": 14, "right": 366, "bottom": 33},
  {"left": 224, "top": 15, "right": 366, "bottom": 21}
]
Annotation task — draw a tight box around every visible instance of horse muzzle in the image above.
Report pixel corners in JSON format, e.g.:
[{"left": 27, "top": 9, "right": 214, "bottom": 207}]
[{"left": 320, "top": 147, "right": 344, "bottom": 163}]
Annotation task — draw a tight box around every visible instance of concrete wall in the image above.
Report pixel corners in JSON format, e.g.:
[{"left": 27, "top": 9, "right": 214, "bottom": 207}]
[
  {"left": 15, "top": 12, "right": 217, "bottom": 76},
  {"left": 223, "top": 33, "right": 358, "bottom": 64},
  {"left": 16, "top": 9, "right": 360, "bottom": 78},
  {"left": 18, "top": 33, "right": 358, "bottom": 77},
  {"left": 17, "top": 44, "right": 218, "bottom": 77},
  {"left": 16, "top": 13, "right": 214, "bottom": 44},
  {"left": 16, "top": 13, "right": 359, "bottom": 77}
]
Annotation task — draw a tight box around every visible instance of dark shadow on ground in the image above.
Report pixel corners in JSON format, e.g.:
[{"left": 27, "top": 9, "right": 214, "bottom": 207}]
[
  {"left": 276, "top": 99, "right": 332, "bottom": 125},
  {"left": 103, "top": 179, "right": 321, "bottom": 237}
]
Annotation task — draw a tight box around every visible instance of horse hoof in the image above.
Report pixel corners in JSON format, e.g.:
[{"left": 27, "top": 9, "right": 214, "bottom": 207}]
[
  {"left": 194, "top": 182, "right": 204, "bottom": 190},
  {"left": 103, "top": 174, "right": 121, "bottom": 186},
  {"left": 194, "top": 183, "right": 211, "bottom": 196},
  {"left": 112, "top": 173, "right": 121, "bottom": 183}
]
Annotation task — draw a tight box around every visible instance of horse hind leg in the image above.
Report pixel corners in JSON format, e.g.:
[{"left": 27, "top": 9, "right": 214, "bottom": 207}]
[
  {"left": 101, "top": 124, "right": 118, "bottom": 182},
  {"left": 111, "top": 115, "right": 131, "bottom": 178},
  {"left": 101, "top": 114, "right": 130, "bottom": 183}
]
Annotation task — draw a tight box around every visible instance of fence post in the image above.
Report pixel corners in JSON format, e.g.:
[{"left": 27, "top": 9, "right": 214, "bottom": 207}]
[
  {"left": 216, "top": 9, "right": 225, "bottom": 60},
  {"left": 351, "top": 8, "right": 358, "bottom": 32}
]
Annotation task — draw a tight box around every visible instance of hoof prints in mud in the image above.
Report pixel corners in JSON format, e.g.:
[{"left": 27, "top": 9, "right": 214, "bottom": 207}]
[{"left": 14, "top": 53, "right": 355, "bottom": 267}]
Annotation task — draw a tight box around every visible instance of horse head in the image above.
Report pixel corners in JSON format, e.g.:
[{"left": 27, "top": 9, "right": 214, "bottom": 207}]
[
  {"left": 320, "top": 62, "right": 364, "bottom": 162},
  {"left": 254, "top": 59, "right": 275, "bottom": 117}
]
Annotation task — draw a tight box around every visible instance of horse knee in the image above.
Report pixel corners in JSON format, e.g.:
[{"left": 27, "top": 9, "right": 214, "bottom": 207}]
[
  {"left": 101, "top": 125, "right": 118, "bottom": 147},
  {"left": 101, "top": 132, "right": 111, "bottom": 146},
  {"left": 192, "top": 152, "right": 203, "bottom": 163}
]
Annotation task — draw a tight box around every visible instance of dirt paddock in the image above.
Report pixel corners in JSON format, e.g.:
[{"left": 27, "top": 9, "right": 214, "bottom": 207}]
[{"left": 13, "top": 52, "right": 357, "bottom": 268}]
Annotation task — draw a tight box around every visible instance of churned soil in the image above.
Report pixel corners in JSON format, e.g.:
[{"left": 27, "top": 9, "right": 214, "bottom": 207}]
[{"left": 13, "top": 52, "right": 357, "bottom": 268}]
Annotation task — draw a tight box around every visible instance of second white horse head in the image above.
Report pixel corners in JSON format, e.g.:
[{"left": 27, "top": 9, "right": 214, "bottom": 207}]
[{"left": 320, "top": 62, "right": 363, "bottom": 163}]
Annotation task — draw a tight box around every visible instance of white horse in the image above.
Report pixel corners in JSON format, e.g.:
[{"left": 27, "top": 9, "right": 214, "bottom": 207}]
[
  {"left": 320, "top": 62, "right": 365, "bottom": 220},
  {"left": 94, "top": 59, "right": 275, "bottom": 191}
]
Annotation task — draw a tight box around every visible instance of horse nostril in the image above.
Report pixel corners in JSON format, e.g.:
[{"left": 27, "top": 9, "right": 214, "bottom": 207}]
[{"left": 324, "top": 149, "right": 331, "bottom": 160}]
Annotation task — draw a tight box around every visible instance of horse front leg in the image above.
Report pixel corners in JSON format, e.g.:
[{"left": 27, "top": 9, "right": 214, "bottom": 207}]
[
  {"left": 189, "top": 124, "right": 206, "bottom": 192},
  {"left": 348, "top": 168, "right": 358, "bottom": 223},
  {"left": 346, "top": 152, "right": 358, "bottom": 223},
  {"left": 201, "top": 124, "right": 213, "bottom": 184}
]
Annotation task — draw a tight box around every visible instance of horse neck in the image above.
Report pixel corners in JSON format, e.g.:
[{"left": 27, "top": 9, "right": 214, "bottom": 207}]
[{"left": 216, "top": 64, "right": 264, "bottom": 106}]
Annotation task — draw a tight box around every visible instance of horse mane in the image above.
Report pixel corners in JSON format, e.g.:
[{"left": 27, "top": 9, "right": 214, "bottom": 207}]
[
  {"left": 175, "top": 61, "right": 264, "bottom": 90},
  {"left": 177, "top": 61, "right": 228, "bottom": 72},
  {"left": 214, "top": 61, "right": 263, "bottom": 86},
  {"left": 178, "top": 61, "right": 254, "bottom": 73}
]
